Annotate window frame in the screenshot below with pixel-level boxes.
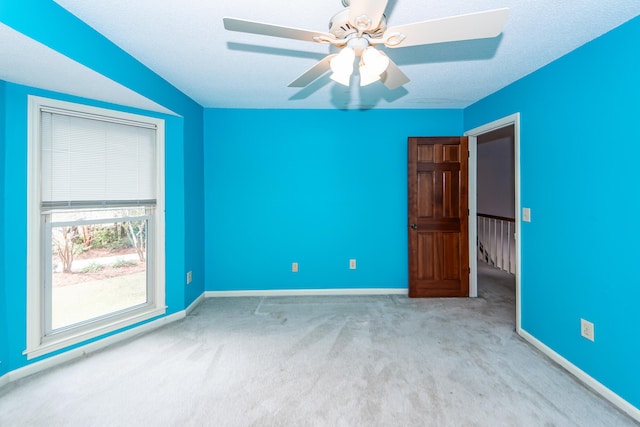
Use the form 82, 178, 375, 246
25, 96, 166, 360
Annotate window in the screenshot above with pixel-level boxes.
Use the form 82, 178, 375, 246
25, 96, 165, 359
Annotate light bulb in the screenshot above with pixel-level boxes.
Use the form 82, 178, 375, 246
330, 47, 355, 86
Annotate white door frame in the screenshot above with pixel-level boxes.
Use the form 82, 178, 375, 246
465, 113, 521, 332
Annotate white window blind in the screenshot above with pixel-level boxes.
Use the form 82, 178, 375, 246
41, 110, 156, 209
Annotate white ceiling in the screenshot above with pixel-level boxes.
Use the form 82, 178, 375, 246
7, 1, 640, 110
0, 23, 172, 115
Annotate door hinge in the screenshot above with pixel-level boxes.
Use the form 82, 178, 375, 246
468, 150, 470, 158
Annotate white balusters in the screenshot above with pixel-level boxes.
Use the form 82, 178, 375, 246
477, 214, 515, 274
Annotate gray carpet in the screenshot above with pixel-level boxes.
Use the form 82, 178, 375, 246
0, 263, 637, 426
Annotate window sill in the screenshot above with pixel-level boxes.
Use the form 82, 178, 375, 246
24, 306, 167, 360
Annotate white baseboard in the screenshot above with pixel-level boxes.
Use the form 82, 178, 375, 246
519, 329, 639, 422
185, 293, 205, 315
2, 310, 185, 387
205, 288, 408, 298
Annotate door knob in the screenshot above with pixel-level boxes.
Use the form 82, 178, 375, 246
410, 223, 418, 229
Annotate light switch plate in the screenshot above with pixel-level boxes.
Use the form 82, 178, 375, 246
522, 207, 531, 222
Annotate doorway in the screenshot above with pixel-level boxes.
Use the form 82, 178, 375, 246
466, 113, 521, 332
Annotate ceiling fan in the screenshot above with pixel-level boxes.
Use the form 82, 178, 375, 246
223, 0, 509, 90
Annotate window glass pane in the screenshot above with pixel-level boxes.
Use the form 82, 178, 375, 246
49, 208, 149, 332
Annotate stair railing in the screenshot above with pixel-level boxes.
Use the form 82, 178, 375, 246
477, 213, 516, 275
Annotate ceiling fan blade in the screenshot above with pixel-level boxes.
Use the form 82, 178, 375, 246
288, 54, 337, 87
223, 17, 335, 43
349, 0, 388, 32
384, 8, 509, 48
380, 58, 410, 90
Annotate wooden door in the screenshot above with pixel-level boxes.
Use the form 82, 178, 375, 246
408, 137, 469, 297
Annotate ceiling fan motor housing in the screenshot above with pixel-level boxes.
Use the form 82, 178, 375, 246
329, 8, 387, 40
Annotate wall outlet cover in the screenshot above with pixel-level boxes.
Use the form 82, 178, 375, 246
581, 318, 594, 342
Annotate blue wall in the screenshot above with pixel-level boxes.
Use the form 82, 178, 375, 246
0, 80, 7, 376
204, 109, 463, 291
183, 119, 205, 307
465, 16, 640, 408
0, 0, 205, 373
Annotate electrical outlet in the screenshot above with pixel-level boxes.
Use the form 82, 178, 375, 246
292, 262, 299, 273
349, 259, 357, 270
186, 271, 193, 284
581, 318, 594, 342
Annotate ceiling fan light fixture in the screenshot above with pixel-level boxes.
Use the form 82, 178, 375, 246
362, 47, 389, 72
359, 65, 381, 86
359, 46, 390, 86
330, 71, 352, 86
330, 46, 355, 86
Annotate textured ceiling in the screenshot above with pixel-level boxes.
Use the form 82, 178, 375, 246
0, 23, 171, 114
8, 1, 640, 110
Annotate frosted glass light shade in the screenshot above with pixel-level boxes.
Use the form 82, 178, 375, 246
359, 47, 390, 87
330, 71, 352, 86
359, 65, 381, 86
330, 47, 355, 86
